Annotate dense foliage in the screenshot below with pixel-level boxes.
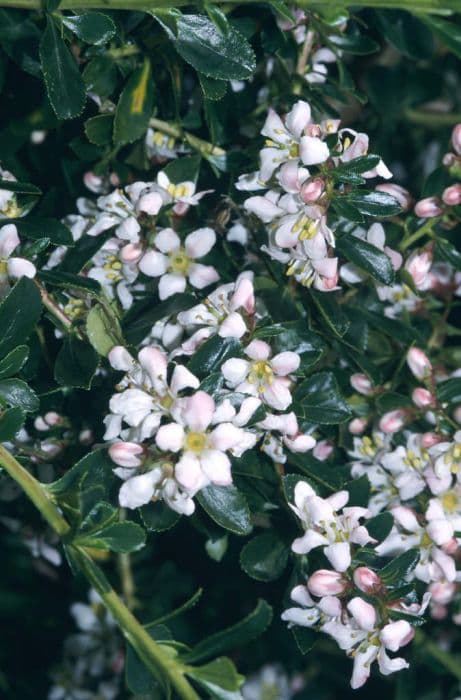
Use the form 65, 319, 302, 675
0, 1, 461, 698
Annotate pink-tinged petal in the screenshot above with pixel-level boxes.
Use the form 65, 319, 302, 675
432, 547, 456, 581
159, 273, 187, 300
285, 434, 316, 452
184, 390, 215, 432
7, 257, 36, 279
347, 596, 377, 631
271, 351, 300, 376
210, 423, 244, 451
200, 449, 232, 485
293, 480, 316, 508
278, 160, 302, 193
175, 453, 207, 493
380, 620, 414, 652
244, 195, 283, 223
188, 263, 220, 290
263, 380, 293, 411
299, 136, 330, 165
218, 311, 247, 339
341, 131, 368, 161
234, 397, 261, 427
324, 542, 351, 572
221, 358, 250, 386
138, 346, 167, 386
231, 276, 255, 313
118, 471, 160, 509
275, 219, 301, 248
155, 423, 185, 452
261, 108, 289, 144
120, 243, 143, 264
87, 213, 120, 237
350, 646, 378, 689
285, 100, 312, 139
281, 607, 320, 627
392, 506, 420, 533
326, 490, 349, 511
377, 648, 408, 677
291, 584, 315, 607
385, 246, 403, 270
0, 224, 19, 258
170, 365, 200, 395
292, 530, 329, 554
245, 339, 271, 360
116, 216, 141, 242
137, 191, 164, 215
138, 250, 168, 277
426, 519, 454, 546
154, 228, 180, 253
185, 227, 216, 259
108, 346, 134, 372
260, 147, 287, 182
109, 441, 144, 468
367, 223, 386, 250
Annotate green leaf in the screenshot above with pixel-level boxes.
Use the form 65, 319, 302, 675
114, 58, 155, 145
336, 234, 395, 285
86, 304, 123, 357
39, 16, 86, 119
84, 114, 114, 146
0, 406, 25, 441
308, 290, 350, 337
186, 657, 243, 698
292, 627, 316, 654
365, 512, 394, 543
352, 305, 424, 345
0, 180, 41, 195
0, 378, 39, 412
83, 55, 117, 98
240, 533, 288, 582
125, 625, 172, 695
269, 321, 324, 368
197, 484, 252, 536
421, 16, 461, 60
12, 217, 73, 246
338, 191, 402, 218
184, 599, 272, 664
61, 12, 116, 45
293, 371, 352, 424
435, 237, 461, 271
0, 277, 41, 359
49, 448, 115, 499
123, 293, 196, 345
174, 14, 256, 80
437, 378, 461, 404
141, 500, 181, 532
286, 456, 346, 494
199, 73, 227, 101
163, 154, 202, 184
375, 10, 433, 59
379, 548, 420, 586
332, 155, 381, 183
376, 392, 413, 413
0, 345, 28, 379
38, 270, 100, 294
328, 30, 379, 55
54, 336, 99, 389
188, 336, 242, 378
76, 520, 146, 553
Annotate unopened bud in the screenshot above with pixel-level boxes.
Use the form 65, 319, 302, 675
412, 387, 435, 408
429, 581, 456, 605
353, 567, 382, 593
300, 178, 325, 203
442, 184, 461, 206
376, 183, 412, 212
349, 418, 368, 435
109, 441, 144, 468
421, 432, 442, 448
83, 171, 105, 194
414, 197, 443, 218
452, 123, 461, 155
307, 569, 347, 597
350, 373, 373, 396
120, 242, 143, 263
379, 409, 407, 434
407, 347, 432, 380
44, 411, 62, 427
312, 440, 333, 461
405, 250, 432, 289
443, 152, 457, 167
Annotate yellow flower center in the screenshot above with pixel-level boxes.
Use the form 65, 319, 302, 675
185, 431, 208, 453
292, 215, 318, 241
420, 531, 432, 548
289, 143, 299, 158
248, 360, 273, 392
167, 183, 189, 198
442, 491, 459, 513
0, 260, 8, 275
2, 198, 21, 218
169, 248, 190, 274
102, 254, 123, 281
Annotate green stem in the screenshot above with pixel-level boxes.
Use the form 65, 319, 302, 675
0, 0, 456, 14
405, 108, 461, 127
399, 217, 438, 251
416, 630, 461, 681
149, 117, 225, 158
0, 443, 200, 700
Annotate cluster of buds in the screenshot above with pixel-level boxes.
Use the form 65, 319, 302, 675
414, 124, 461, 218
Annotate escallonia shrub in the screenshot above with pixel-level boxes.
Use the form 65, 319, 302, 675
0, 1, 461, 699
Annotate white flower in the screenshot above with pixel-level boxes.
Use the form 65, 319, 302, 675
336, 130, 392, 179
259, 411, 316, 463
0, 166, 22, 218
281, 582, 341, 628
139, 227, 219, 300
155, 390, 252, 495
379, 433, 429, 501
305, 47, 337, 85
221, 339, 300, 411
87, 237, 139, 310
290, 481, 375, 571
155, 171, 212, 216
0, 224, 36, 294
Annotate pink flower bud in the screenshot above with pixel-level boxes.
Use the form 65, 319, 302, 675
350, 373, 373, 396
452, 123, 461, 155
454, 405, 461, 425
312, 440, 333, 461
300, 178, 325, 203
443, 152, 457, 167
349, 418, 368, 435
442, 184, 461, 206
376, 183, 412, 212
109, 172, 121, 187
109, 442, 144, 468
83, 171, 105, 193
79, 428, 93, 445
307, 570, 347, 597
305, 123, 321, 138
34, 416, 49, 431
414, 197, 443, 218
404, 250, 432, 289
421, 431, 442, 448
407, 347, 432, 380
44, 411, 62, 426
379, 409, 407, 434
120, 242, 143, 264
347, 597, 377, 631
353, 567, 382, 594
380, 620, 414, 651
429, 581, 456, 605
431, 603, 448, 620
412, 387, 435, 408
442, 537, 458, 555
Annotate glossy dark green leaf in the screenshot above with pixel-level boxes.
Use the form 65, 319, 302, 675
184, 599, 272, 664
379, 548, 420, 586
376, 392, 413, 412
82, 55, 117, 97
286, 455, 346, 494
375, 10, 434, 59
435, 238, 461, 271
240, 533, 288, 582
197, 484, 252, 535
114, 59, 155, 145
12, 217, 73, 245
328, 30, 379, 55
188, 336, 242, 378
0, 406, 25, 441
336, 234, 394, 285
39, 16, 86, 119
76, 521, 146, 553
141, 500, 181, 532
292, 627, 316, 654
293, 371, 352, 424
0, 180, 41, 195
437, 378, 461, 405
269, 321, 324, 368
186, 657, 243, 697
84, 114, 114, 146
38, 270, 100, 293
332, 155, 381, 180
199, 73, 227, 101
365, 512, 394, 543
0, 378, 39, 412
123, 293, 196, 345
49, 448, 115, 499
62, 12, 116, 45
0, 277, 41, 359
54, 337, 99, 389
308, 290, 350, 337
163, 154, 202, 184
421, 16, 461, 60
345, 475, 370, 507
174, 14, 256, 80
0, 345, 28, 379
338, 191, 402, 218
